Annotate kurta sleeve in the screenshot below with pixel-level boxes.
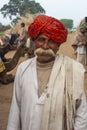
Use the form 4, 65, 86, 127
74, 92, 87, 130
7, 66, 22, 130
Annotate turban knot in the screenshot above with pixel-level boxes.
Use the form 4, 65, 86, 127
28, 15, 68, 44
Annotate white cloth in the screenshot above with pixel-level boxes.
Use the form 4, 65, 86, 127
7, 57, 46, 130
74, 92, 87, 130
7, 55, 87, 130
76, 45, 87, 65
77, 54, 86, 65
76, 45, 86, 54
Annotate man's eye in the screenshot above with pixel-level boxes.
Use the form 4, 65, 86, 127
48, 39, 56, 44
37, 38, 45, 42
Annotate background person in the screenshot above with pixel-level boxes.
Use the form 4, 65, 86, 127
72, 17, 87, 66
18, 22, 28, 45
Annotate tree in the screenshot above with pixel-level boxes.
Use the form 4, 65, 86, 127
0, 0, 45, 21
60, 19, 73, 30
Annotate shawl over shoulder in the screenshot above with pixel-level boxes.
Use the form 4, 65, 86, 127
40, 54, 85, 130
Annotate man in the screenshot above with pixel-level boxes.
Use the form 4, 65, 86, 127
72, 17, 87, 65
7, 15, 87, 130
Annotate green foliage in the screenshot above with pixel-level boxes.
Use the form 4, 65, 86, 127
0, 32, 4, 36
60, 19, 73, 29
0, 0, 45, 20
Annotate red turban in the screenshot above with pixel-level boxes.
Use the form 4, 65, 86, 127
28, 15, 68, 44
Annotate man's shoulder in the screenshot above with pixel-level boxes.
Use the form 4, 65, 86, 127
58, 54, 84, 70
62, 55, 85, 72
18, 57, 36, 72
58, 54, 74, 62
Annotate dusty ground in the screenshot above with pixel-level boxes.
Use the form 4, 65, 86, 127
0, 32, 87, 130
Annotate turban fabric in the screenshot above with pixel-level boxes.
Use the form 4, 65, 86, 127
28, 15, 68, 44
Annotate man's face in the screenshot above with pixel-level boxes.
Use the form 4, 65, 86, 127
34, 35, 60, 63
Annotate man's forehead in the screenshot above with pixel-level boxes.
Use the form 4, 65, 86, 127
37, 34, 49, 39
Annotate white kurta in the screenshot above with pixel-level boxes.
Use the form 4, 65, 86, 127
7, 55, 87, 130
7, 57, 47, 130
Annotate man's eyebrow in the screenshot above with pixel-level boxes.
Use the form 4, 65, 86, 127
38, 36, 46, 38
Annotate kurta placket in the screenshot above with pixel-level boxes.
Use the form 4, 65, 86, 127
29, 58, 47, 130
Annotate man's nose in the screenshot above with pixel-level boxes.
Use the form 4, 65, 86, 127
42, 40, 49, 49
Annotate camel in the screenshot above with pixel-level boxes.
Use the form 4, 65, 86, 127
0, 44, 11, 62
0, 43, 35, 84
0, 33, 19, 62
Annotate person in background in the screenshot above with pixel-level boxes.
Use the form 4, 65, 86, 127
72, 17, 87, 66
7, 15, 87, 130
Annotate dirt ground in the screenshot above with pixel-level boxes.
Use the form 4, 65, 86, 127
0, 32, 87, 130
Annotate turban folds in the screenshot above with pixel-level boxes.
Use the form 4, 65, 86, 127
28, 15, 68, 44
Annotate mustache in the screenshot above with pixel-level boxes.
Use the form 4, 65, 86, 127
34, 48, 55, 56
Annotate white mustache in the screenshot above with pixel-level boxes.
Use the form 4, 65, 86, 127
34, 48, 55, 56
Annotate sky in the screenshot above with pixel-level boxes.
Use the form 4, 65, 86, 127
0, 0, 87, 27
